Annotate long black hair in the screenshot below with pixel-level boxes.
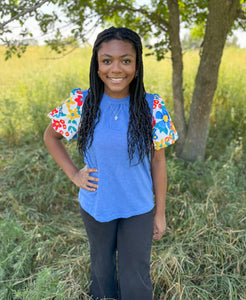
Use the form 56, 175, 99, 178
77, 27, 153, 163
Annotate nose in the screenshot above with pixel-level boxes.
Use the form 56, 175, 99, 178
111, 60, 121, 73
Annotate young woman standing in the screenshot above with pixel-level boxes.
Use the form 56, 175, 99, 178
44, 27, 178, 300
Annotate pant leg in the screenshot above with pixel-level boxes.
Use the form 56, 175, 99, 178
80, 207, 118, 300
117, 210, 154, 300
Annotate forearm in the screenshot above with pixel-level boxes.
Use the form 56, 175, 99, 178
43, 123, 79, 181
151, 149, 167, 215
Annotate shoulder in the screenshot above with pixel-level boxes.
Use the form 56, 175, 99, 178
70, 88, 88, 96
69, 88, 88, 104
151, 94, 179, 149
145, 93, 164, 111
57, 88, 88, 116
47, 88, 89, 141
145, 93, 154, 111
145, 92, 161, 98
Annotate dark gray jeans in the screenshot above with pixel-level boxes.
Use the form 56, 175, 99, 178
80, 207, 154, 300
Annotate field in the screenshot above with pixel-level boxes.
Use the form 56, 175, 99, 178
0, 45, 246, 299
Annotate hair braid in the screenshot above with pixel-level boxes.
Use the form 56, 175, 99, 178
77, 27, 153, 163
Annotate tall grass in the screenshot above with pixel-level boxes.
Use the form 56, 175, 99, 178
0, 45, 245, 299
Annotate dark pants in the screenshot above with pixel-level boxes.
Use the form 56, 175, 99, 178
80, 207, 154, 300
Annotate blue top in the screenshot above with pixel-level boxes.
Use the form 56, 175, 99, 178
48, 89, 179, 222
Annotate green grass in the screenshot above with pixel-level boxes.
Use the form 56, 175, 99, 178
0, 45, 245, 299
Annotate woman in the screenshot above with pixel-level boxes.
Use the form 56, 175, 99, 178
44, 27, 178, 300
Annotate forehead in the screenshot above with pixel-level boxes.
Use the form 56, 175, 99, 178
98, 39, 136, 57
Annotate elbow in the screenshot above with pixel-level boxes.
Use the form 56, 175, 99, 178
43, 124, 55, 147
43, 126, 49, 146
43, 124, 63, 147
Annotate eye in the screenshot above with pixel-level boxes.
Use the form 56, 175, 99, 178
122, 59, 131, 64
102, 59, 111, 64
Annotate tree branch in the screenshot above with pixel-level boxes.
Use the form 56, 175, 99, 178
108, 4, 169, 32
237, 20, 246, 30
41, 45, 80, 60
0, 0, 51, 29
237, 8, 246, 20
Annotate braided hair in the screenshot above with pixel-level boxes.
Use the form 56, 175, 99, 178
77, 27, 153, 164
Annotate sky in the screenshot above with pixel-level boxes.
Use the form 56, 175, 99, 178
3, 1, 246, 48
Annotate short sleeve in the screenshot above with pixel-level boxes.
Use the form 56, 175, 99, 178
47, 88, 85, 141
152, 94, 179, 150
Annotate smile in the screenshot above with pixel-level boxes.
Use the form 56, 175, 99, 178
108, 77, 125, 82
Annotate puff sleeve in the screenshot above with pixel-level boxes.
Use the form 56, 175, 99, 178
152, 94, 179, 150
47, 89, 84, 141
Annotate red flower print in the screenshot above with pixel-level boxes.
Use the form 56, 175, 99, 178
60, 120, 65, 124
65, 132, 69, 137
63, 124, 67, 129
152, 116, 156, 128
153, 99, 159, 109
74, 95, 83, 106
59, 130, 63, 135
50, 108, 58, 116
52, 120, 62, 131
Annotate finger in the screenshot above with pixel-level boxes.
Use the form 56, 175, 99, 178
83, 185, 97, 192
153, 232, 159, 240
87, 182, 98, 189
153, 225, 158, 234
153, 230, 163, 240
87, 168, 98, 173
88, 176, 99, 182
153, 225, 164, 240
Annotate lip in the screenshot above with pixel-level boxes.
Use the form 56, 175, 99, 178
108, 77, 126, 83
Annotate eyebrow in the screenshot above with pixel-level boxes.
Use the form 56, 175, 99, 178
100, 54, 134, 58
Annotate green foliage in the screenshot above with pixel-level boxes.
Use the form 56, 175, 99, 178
2, 40, 28, 60
190, 24, 205, 41
0, 46, 245, 299
1, 0, 245, 60
179, 0, 209, 26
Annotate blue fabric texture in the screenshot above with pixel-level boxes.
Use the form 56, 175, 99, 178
79, 93, 154, 222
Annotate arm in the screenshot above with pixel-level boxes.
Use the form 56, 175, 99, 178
43, 123, 98, 191
151, 148, 167, 240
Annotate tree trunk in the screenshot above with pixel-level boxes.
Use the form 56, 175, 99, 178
167, 0, 187, 156
180, 0, 240, 162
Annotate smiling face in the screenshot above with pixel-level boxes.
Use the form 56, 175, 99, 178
97, 39, 137, 99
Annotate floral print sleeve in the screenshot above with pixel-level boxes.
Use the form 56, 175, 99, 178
47, 88, 84, 141
152, 94, 179, 150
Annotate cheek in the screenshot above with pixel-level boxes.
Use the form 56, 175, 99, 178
128, 66, 136, 77
98, 60, 111, 71
98, 63, 106, 74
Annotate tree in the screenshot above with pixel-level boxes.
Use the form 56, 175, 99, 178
1, 0, 246, 161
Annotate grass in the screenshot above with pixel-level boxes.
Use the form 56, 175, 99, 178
0, 45, 246, 299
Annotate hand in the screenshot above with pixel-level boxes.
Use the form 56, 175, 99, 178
153, 213, 166, 240
71, 165, 98, 191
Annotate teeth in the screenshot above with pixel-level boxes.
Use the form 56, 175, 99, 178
111, 78, 123, 82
